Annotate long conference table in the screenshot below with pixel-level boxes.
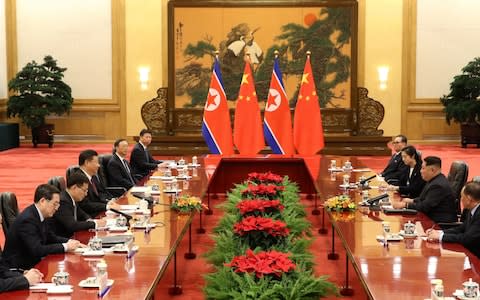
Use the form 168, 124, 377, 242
5, 159, 209, 299
318, 156, 480, 299
4, 155, 480, 299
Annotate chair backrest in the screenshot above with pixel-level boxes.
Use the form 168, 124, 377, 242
48, 176, 66, 191
98, 154, 113, 187
0, 192, 19, 233
447, 160, 469, 214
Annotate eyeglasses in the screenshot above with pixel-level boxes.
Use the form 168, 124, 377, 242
77, 186, 88, 194
48, 200, 60, 208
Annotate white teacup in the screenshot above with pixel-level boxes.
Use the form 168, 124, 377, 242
52, 270, 69, 286
463, 278, 479, 299
344, 161, 352, 170
342, 174, 350, 186
382, 221, 391, 234
88, 236, 102, 250
330, 160, 337, 169
403, 221, 415, 235
116, 215, 127, 227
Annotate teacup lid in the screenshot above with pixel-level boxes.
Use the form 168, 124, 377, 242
463, 278, 478, 286
55, 270, 69, 276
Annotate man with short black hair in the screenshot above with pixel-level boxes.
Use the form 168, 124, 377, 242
394, 156, 457, 223
130, 129, 167, 180
381, 134, 408, 183
49, 172, 106, 238
107, 139, 136, 196
427, 181, 480, 258
77, 149, 119, 217
2, 184, 83, 270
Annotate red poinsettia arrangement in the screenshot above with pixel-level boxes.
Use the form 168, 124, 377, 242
225, 249, 296, 278
247, 172, 283, 185
234, 216, 289, 237
236, 199, 284, 216
241, 183, 285, 200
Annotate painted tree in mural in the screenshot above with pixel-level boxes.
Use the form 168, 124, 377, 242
175, 7, 351, 108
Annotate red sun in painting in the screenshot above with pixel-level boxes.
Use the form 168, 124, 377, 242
304, 13, 317, 27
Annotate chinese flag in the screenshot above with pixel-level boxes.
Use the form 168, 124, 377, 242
264, 57, 294, 155
201, 57, 234, 155
233, 61, 265, 155
293, 55, 325, 155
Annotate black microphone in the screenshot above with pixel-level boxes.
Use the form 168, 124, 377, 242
366, 193, 389, 205
359, 174, 377, 185
109, 208, 133, 221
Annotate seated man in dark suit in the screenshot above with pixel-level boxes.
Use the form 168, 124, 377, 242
0, 258, 43, 292
2, 184, 83, 270
0, 214, 44, 292
107, 139, 136, 196
393, 156, 457, 223
130, 129, 167, 180
380, 134, 408, 184
427, 181, 480, 258
77, 149, 119, 217
49, 172, 106, 238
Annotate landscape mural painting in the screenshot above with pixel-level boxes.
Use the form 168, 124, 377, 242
171, 4, 355, 110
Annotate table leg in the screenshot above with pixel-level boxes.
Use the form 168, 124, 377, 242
318, 207, 328, 234
196, 210, 206, 234
340, 253, 354, 296
168, 251, 183, 295
205, 192, 213, 215
184, 224, 196, 259
327, 224, 339, 260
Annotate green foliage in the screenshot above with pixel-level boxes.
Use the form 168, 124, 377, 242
7, 55, 73, 129
440, 57, 480, 124
204, 266, 337, 300
204, 176, 337, 298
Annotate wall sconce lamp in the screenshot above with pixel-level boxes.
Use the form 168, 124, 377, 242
377, 66, 389, 90
138, 66, 150, 90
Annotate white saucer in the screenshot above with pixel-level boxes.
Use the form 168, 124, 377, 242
111, 244, 139, 253
46, 285, 73, 294
78, 277, 114, 288
108, 226, 129, 232
176, 175, 192, 180
453, 289, 474, 300
328, 168, 343, 172
81, 250, 105, 257
376, 234, 404, 241
398, 230, 418, 238
339, 184, 358, 189
187, 163, 201, 168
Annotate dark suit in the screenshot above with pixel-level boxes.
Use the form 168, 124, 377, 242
107, 154, 135, 196
2, 204, 68, 270
443, 205, 480, 258
48, 190, 95, 238
0, 259, 29, 292
381, 152, 407, 183
397, 163, 426, 198
76, 168, 111, 217
409, 173, 457, 223
130, 142, 161, 179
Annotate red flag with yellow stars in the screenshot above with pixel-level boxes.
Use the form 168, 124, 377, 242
233, 61, 265, 154
293, 54, 325, 155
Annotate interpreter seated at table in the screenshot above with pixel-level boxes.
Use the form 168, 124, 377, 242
387, 145, 426, 198
77, 149, 120, 217
107, 139, 136, 196
1, 184, 84, 270
130, 129, 168, 180
48, 172, 106, 238
380, 134, 408, 184
427, 181, 480, 258
393, 156, 457, 224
